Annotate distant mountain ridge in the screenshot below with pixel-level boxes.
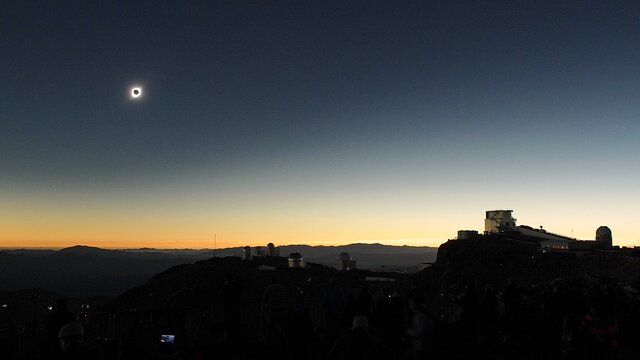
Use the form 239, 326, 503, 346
0, 243, 438, 298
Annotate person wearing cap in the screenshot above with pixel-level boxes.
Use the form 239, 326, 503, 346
58, 323, 98, 359
46, 298, 76, 355
327, 315, 391, 360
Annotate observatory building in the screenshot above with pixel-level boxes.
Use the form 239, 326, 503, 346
287, 253, 306, 268
479, 210, 615, 252
484, 210, 517, 234
483, 210, 577, 243
242, 246, 252, 261
538, 225, 613, 253
336, 252, 356, 271
266, 243, 280, 257
452, 210, 617, 254
596, 226, 613, 249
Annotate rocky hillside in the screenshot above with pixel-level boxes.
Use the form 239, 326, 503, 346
416, 235, 640, 292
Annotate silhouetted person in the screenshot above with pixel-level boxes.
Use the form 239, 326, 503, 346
478, 284, 500, 356
373, 288, 404, 354
373, 288, 393, 335
261, 279, 290, 347
323, 278, 345, 344
356, 284, 374, 318
286, 291, 313, 355
389, 288, 406, 330
58, 322, 98, 360
341, 293, 357, 333
503, 278, 521, 336
561, 313, 581, 359
406, 298, 434, 359
460, 283, 478, 340
219, 274, 242, 342
46, 298, 76, 357
383, 288, 407, 355
580, 299, 619, 360
328, 315, 391, 360
479, 284, 498, 334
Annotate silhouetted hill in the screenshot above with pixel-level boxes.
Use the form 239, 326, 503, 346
106, 255, 407, 345
0, 249, 57, 257
0, 243, 436, 298
58, 245, 123, 256
414, 235, 640, 292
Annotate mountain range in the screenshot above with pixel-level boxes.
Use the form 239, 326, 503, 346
0, 243, 437, 298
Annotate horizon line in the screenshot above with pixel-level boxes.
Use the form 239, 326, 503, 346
0, 240, 444, 251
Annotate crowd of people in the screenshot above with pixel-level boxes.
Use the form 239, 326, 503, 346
28, 273, 640, 359
247, 276, 640, 360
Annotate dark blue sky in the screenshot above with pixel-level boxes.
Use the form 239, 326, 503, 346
2, 1, 640, 247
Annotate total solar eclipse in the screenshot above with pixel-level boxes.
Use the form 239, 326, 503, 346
130, 87, 142, 98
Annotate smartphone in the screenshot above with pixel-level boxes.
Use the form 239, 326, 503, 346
160, 335, 175, 344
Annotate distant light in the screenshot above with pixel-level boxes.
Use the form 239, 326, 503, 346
2, 304, 7, 308
130, 87, 143, 99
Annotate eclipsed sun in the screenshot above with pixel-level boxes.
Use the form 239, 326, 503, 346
130, 87, 142, 99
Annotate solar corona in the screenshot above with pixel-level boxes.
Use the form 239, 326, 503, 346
130, 87, 142, 99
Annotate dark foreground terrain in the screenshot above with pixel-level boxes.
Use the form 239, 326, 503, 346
2, 238, 640, 359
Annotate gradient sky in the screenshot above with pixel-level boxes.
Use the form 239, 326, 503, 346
2, 1, 640, 248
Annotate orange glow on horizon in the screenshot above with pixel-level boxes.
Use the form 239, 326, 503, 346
0, 225, 450, 249
2, 185, 639, 250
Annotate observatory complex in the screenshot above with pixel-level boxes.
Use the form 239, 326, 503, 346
336, 252, 356, 271
241, 243, 281, 261
287, 252, 306, 268
458, 210, 614, 253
